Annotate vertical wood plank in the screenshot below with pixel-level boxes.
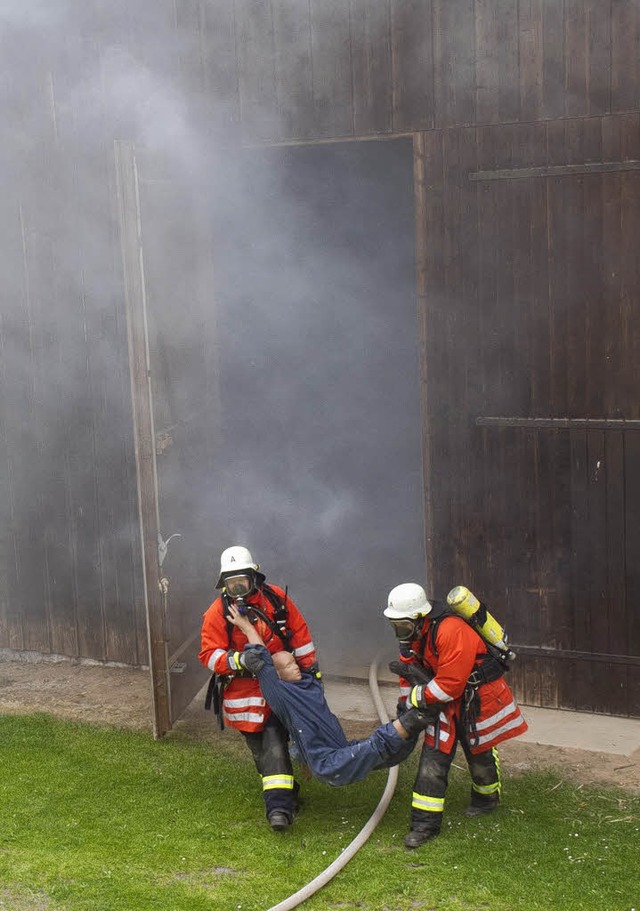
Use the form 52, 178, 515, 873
564, 0, 612, 117
415, 130, 445, 588
546, 120, 572, 417
436, 128, 478, 586
611, 0, 640, 113
234, 0, 280, 142
604, 431, 628, 712
579, 121, 605, 418
10, 199, 52, 655
199, 0, 242, 141
390, 0, 435, 132
600, 114, 625, 419
475, 0, 519, 124
624, 433, 640, 715
413, 131, 432, 585
272, 0, 315, 140
309, 0, 355, 138
518, 0, 545, 122
433, 0, 476, 128
115, 141, 171, 736
569, 429, 594, 705
349, 0, 393, 135
542, 0, 565, 119
0, 197, 27, 652
585, 430, 612, 711
618, 115, 640, 420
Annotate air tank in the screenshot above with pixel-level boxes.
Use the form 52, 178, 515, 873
446, 586, 516, 662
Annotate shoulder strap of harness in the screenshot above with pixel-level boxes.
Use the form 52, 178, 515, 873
424, 600, 450, 657
428, 601, 508, 677
220, 584, 292, 650
256, 583, 292, 649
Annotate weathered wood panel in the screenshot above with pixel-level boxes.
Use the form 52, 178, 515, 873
432, 0, 476, 127
350, 0, 393, 135
272, 0, 315, 139
611, 0, 640, 113
309, 0, 354, 138
162, 0, 640, 141
198, 0, 241, 139
422, 115, 640, 715
234, 0, 280, 142
391, 0, 435, 132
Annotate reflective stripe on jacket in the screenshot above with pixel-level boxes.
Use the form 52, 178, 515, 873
199, 584, 317, 733
398, 614, 528, 755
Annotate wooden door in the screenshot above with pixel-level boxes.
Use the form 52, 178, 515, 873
115, 142, 218, 735
418, 115, 640, 716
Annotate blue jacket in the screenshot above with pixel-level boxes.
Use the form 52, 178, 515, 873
249, 645, 417, 787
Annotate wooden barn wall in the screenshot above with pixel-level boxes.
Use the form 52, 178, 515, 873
0, 156, 148, 665
185, 0, 640, 142
1, 0, 640, 686
417, 114, 640, 716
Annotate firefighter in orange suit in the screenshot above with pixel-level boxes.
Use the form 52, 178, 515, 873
199, 546, 319, 832
384, 582, 528, 849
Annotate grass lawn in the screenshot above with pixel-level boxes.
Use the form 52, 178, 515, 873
0, 712, 638, 911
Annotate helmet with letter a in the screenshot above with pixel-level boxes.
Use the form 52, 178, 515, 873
216, 545, 262, 597
384, 582, 433, 642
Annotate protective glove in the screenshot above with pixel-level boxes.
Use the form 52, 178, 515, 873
409, 684, 442, 713
226, 647, 265, 675
397, 705, 438, 737
389, 659, 434, 686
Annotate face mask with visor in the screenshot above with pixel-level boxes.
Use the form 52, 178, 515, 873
224, 573, 255, 599
389, 617, 424, 642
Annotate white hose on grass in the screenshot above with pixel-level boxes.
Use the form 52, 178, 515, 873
266, 652, 397, 911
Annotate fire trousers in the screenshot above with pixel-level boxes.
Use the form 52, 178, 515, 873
410, 717, 501, 834
241, 715, 298, 822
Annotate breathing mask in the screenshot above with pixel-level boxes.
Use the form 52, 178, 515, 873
389, 617, 423, 643
224, 572, 255, 600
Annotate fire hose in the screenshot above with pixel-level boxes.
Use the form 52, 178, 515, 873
266, 652, 397, 911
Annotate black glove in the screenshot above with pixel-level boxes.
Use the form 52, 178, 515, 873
226, 647, 265, 676
397, 705, 439, 738
389, 660, 433, 686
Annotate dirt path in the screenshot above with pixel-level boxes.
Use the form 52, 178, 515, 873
1, 655, 639, 794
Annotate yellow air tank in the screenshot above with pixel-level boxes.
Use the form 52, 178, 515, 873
446, 586, 516, 662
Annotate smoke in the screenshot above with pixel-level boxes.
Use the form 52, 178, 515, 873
205, 142, 424, 665
0, 1, 424, 670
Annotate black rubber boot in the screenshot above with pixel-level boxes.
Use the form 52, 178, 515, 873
464, 800, 499, 818
404, 827, 439, 849
268, 811, 292, 832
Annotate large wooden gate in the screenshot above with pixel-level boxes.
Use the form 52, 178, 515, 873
418, 114, 640, 716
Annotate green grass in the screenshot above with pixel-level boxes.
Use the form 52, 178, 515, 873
1, 713, 638, 911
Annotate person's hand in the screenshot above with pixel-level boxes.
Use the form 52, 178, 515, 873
227, 601, 254, 635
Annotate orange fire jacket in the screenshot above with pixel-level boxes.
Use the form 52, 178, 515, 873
199, 584, 317, 733
398, 614, 528, 755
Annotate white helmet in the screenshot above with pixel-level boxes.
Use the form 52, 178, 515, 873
215, 545, 259, 589
384, 583, 432, 620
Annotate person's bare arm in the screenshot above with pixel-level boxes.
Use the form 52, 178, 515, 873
227, 603, 263, 645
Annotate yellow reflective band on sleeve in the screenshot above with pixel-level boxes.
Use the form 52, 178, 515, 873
411, 792, 445, 813
262, 774, 295, 792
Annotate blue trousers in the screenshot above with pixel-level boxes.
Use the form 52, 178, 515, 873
251, 645, 417, 787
